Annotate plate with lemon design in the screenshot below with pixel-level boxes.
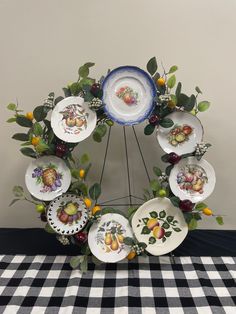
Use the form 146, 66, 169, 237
131, 198, 188, 256
88, 213, 133, 263
47, 193, 88, 235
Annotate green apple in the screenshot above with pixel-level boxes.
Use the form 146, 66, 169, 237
36, 204, 45, 213
158, 189, 167, 198
64, 203, 77, 216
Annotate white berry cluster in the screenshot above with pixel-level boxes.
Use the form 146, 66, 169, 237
89, 97, 102, 110
159, 172, 168, 183
195, 142, 209, 156
57, 235, 70, 246
43, 94, 54, 108
158, 94, 171, 103
132, 244, 144, 255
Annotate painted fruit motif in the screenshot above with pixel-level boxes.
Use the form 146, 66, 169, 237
42, 168, 57, 187
57, 201, 82, 225
32, 164, 63, 193
116, 86, 139, 105
168, 124, 193, 147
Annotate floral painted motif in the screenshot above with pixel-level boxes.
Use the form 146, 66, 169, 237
136, 210, 181, 244
56, 201, 82, 225
96, 220, 126, 253
32, 163, 63, 193
177, 164, 208, 194
168, 124, 193, 147
116, 86, 139, 105
60, 104, 89, 135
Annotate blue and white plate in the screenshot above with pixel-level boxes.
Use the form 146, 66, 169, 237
102, 66, 156, 125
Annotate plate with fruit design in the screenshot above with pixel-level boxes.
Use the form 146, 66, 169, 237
88, 213, 133, 263
131, 198, 188, 256
157, 111, 203, 155
47, 194, 88, 235
25, 156, 71, 201
169, 157, 216, 203
51, 96, 97, 143
102, 66, 156, 125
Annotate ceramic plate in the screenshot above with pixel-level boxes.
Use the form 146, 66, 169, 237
131, 198, 188, 256
88, 213, 133, 263
169, 157, 216, 202
102, 66, 156, 125
157, 111, 204, 154
47, 194, 88, 235
51, 96, 97, 143
25, 156, 71, 201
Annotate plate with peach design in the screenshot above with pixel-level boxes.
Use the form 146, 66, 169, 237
88, 213, 133, 263
51, 96, 97, 143
102, 66, 156, 125
131, 198, 188, 256
47, 193, 88, 235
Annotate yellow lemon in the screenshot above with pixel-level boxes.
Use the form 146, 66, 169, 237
92, 205, 101, 215
203, 207, 213, 216
31, 137, 40, 146
157, 77, 165, 86
25, 112, 34, 121
84, 198, 92, 208
79, 169, 85, 179
127, 250, 136, 260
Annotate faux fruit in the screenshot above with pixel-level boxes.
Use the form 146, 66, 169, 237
92, 205, 101, 215
90, 83, 101, 97
64, 203, 78, 216
84, 198, 92, 208
203, 207, 213, 216
31, 137, 40, 146
158, 189, 167, 197
147, 218, 159, 230
111, 238, 119, 251
167, 152, 181, 164
177, 165, 207, 194
157, 77, 165, 86
149, 114, 159, 126
127, 250, 136, 260
153, 226, 165, 239
105, 232, 112, 245
66, 117, 76, 127
74, 231, 87, 243
56, 143, 68, 158
36, 203, 45, 213
42, 168, 57, 187
75, 118, 84, 127
79, 169, 85, 178
40, 212, 47, 222
25, 112, 34, 121
179, 199, 194, 212
117, 234, 124, 243
168, 124, 193, 147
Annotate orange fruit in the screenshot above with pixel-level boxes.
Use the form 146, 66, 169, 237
167, 100, 176, 109
157, 77, 165, 86
79, 169, 85, 178
127, 250, 136, 260
84, 198, 92, 208
92, 205, 101, 215
203, 207, 213, 216
25, 112, 34, 121
31, 136, 40, 146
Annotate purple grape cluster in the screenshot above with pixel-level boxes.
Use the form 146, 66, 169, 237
32, 167, 43, 178
51, 174, 62, 191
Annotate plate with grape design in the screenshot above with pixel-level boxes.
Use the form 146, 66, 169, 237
88, 213, 133, 263
157, 111, 204, 155
47, 194, 88, 235
25, 156, 71, 201
51, 96, 97, 143
102, 66, 156, 125
131, 198, 188, 256
169, 157, 216, 202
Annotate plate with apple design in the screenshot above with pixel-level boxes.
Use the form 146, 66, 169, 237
131, 198, 188, 256
157, 111, 204, 155
25, 156, 71, 201
51, 96, 97, 143
102, 66, 156, 125
47, 194, 88, 235
88, 213, 133, 263
169, 156, 216, 203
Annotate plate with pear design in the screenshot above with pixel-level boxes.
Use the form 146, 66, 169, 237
25, 156, 71, 201
157, 111, 204, 155
131, 198, 188, 256
51, 96, 97, 143
102, 66, 156, 125
47, 194, 88, 235
88, 213, 133, 263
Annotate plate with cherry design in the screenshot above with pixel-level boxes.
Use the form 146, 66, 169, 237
169, 156, 216, 203
131, 198, 188, 256
102, 66, 156, 125
47, 194, 88, 235
157, 111, 204, 155
51, 96, 97, 143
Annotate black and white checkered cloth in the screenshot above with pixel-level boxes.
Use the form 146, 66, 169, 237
0, 255, 235, 314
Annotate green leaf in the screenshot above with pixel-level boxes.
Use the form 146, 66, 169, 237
195, 202, 207, 211
175, 82, 182, 99
69, 82, 81, 96
141, 226, 151, 235
93, 132, 102, 142
20, 147, 36, 158
159, 118, 174, 128
149, 236, 156, 244
193, 213, 202, 221
96, 124, 107, 137
13, 185, 24, 197
167, 75, 176, 89
128, 206, 138, 218
12, 133, 29, 141
33, 122, 43, 136
123, 237, 135, 246
159, 210, 166, 218
150, 211, 158, 218
198, 101, 210, 112
173, 227, 182, 232
188, 218, 197, 230
177, 93, 189, 107
167, 216, 174, 223
170, 196, 180, 207
80, 153, 89, 164
69, 256, 82, 269
168, 65, 178, 74
9, 198, 21, 206
44, 223, 56, 234
150, 179, 161, 192
33, 106, 47, 122
184, 94, 196, 112
161, 154, 170, 163
195, 86, 202, 94
63, 87, 71, 97
54, 96, 64, 105
80, 255, 88, 273
144, 124, 155, 135
170, 94, 177, 105
16, 116, 33, 127
146, 57, 158, 75
142, 217, 149, 224
7, 117, 17, 123
89, 183, 101, 200
7, 103, 17, 111
78, 62, 95, 78
70, 169, 80, 179
153, 167, 162, 177
21, 141, 31, 146
35, 140, 49, 153
216, 216, 224, 225
165, 231, 172, 237
162, 222, 170, 229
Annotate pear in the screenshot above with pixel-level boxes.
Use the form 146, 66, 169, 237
105, 232, 112, 245
64, 203, 77, 216
111, 238, 119, 251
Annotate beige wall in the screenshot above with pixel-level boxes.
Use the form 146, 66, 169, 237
0, 0, 235, 229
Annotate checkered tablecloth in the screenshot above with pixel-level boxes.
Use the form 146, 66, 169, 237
0, 255, 235, 314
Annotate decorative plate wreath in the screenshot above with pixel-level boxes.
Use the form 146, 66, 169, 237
7, 57, 223, 272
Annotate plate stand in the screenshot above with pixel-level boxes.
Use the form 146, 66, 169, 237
96, 125, 175, 263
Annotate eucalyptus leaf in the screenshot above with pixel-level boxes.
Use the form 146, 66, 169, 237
177, 93, 189, 107
167, 75, 176, 89
7, 103, 17, 111
7, 117, 17, 123
12, 133, 29, 141
168, 65, 178, 74
159, 118, 174, 128
216, 216, 224, 225
175, 82, 182, 99
184, 94, 196, 112
93, 132, 102, 142
89, 183, 101, 200
170, 196, 180, 207
33, 122, 43, 136
80, 256, 88, 273
33, 106, 47, 122
153, 166, 162, 177
150, 179, 161, 192
54, 96, 64, 105
146, 57, 157, 75
165, 164, 173, 176
20, 147, 37, 158
9, 198, 21, 206
123, 237, 135, 246
80, 153, 89, 164
70, 256, 82, 269
188, 218, 197, 230
96, 124, 107, 137
13, 185, 24, 197
144, 124, 155, 135
195, 202, 207, 211
195, 86, 202, 94
16, 116, 33, 127
198, 101, 210, 112
69, 82, 81, 96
